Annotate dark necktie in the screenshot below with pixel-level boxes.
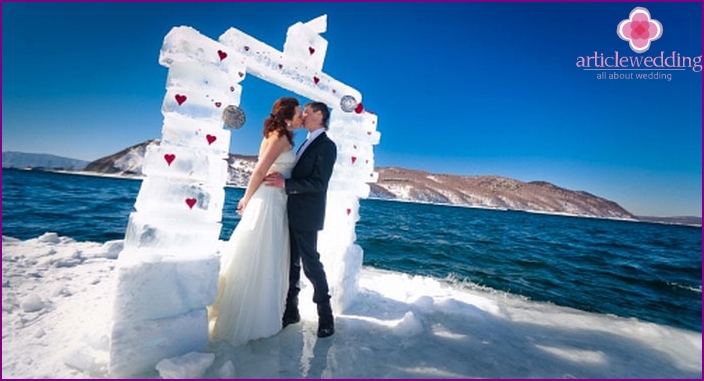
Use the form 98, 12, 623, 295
296, 139, 308, 157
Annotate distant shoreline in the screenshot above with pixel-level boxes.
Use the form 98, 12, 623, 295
365, 194, 702, 228
6, 167, 701, 228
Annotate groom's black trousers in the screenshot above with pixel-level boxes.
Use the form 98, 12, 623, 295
288, 227, 330, 304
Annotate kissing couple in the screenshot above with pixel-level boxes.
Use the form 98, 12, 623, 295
208, 97, 337, 347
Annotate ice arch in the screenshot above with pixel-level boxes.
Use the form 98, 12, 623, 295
108, 15, 380, 377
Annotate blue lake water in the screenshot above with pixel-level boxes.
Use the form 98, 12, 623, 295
1, 168, 701, 332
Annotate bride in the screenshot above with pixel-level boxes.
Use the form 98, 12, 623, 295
208, 97, 302, 346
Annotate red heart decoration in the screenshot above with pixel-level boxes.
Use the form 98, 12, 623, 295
215, 102, 222, 108
218, 50, 227, 60
164, 154, 175, 166
309, 46, 315, 55
244, 46, 250, 51
354, 103, 364, 114
175, 94, 187, 105
185, 198, 197, 209
206, 134, 217, 145
238, 72, 244, 78
351, 156, 357, 164
313, 76, 320, 84
346, 208, 351, 216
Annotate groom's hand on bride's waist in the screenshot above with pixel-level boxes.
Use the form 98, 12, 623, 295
263, 173, 284, 189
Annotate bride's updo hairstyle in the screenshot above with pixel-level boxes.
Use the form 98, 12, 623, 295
263, 97, 297, 146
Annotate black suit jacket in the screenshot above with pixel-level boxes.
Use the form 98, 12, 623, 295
285, 131, 337, 231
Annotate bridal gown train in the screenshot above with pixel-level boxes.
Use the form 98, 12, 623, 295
208, 150, 295, 346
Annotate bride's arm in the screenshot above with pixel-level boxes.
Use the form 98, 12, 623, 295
237, 135, 288, 214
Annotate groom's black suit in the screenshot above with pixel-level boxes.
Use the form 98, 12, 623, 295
284, 131, 337, 304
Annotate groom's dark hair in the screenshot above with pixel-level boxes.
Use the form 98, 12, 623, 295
306, 101, 330, 129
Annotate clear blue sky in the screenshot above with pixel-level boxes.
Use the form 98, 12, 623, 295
2, 2, 701, 217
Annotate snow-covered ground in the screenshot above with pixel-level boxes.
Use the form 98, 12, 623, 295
2, 233, 701, 378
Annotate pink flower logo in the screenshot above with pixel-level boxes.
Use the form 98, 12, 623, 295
617, 7, 663, 53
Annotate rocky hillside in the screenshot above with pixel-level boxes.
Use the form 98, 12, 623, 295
73, 140, 639, 220
229, 160, 635, 220
369, 167, 635, 220
83, 140, 155, 175
226, 154, 257, 187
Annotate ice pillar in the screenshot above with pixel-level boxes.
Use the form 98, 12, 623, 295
107, 26, 244, 377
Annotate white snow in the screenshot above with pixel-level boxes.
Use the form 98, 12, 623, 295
2, 233, 701, 378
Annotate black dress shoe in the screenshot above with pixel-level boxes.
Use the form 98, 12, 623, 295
317, 319, 334, 338
316, 300, 334, 337
282, 309, 300, 328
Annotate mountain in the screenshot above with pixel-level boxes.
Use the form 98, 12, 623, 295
72, 140, 641, 220
2, 151, 89, 170
10, 141, 698, 224
368, 167, 635, 220
83, 140, 154, 175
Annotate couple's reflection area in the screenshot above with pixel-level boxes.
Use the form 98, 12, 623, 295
205, 314, 333, 378
280, 320, 334, 378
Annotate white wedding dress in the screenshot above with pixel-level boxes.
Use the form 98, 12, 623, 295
208, 150, 295, 346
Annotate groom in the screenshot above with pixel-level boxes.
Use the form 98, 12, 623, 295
264, 101, 337, 338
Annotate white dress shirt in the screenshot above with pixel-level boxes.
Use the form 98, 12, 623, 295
295, 128, 325, 162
